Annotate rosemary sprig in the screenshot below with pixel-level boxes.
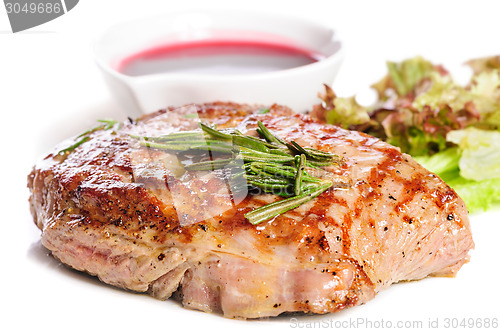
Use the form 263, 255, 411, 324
132, 121, 345, 224
244, 181, 333, 225
58, 119, 120, 155
57, 136, 90, 155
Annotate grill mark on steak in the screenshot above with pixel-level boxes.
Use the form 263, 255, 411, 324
28, 102, 474, 318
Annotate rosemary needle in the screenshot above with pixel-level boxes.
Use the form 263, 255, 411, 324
294, 154, 306, 196
58, 119, 120, 155
58, 136, 90, 155
244, 181, 333, 225
184, 158, 234, 171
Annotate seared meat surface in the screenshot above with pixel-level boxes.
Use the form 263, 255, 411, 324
28, 102, 473, 318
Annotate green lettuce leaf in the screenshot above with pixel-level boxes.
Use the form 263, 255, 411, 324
314, 85, 372, 129
413, 147, 461, 176
415, 146, 500, 212
372, 56, 439, 98
412, 72, 471, 111
447, 177, 500, 212
468, 69, 500, 127
325, 96, 371, 128
447, 127, 500, 181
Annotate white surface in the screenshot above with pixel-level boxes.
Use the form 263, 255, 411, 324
1, 1, 499, 331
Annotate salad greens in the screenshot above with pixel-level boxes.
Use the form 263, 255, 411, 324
313, 55, 500, 212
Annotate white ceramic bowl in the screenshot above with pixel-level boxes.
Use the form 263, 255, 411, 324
93, 10, 343, 117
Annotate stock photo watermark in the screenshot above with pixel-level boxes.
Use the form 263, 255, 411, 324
289, 317, 499, 329
3, 0, 79, 32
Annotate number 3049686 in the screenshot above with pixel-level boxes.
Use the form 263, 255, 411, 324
5, 2, 62, 14
444, 318, 498, 329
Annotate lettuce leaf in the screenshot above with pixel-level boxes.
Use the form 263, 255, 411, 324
413, 147, 461, 176
382, 110, 451, 156
414, 146, 500, 212
313, 85, 372, 129
325, 95, 371, 128
447, 127, 500, 181
372, 56, 441, 98
447, 177, 500, 212
468, 69, 500, 127
412, 72, 471, 111
466, 55, 500, 74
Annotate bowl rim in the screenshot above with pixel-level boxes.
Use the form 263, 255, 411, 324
93, 9, 344, 84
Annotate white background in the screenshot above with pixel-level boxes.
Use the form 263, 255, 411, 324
1, 1, 499, 331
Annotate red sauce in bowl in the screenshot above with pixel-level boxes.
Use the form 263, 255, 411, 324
118, 39, 325, 76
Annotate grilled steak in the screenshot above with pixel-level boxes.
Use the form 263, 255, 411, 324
28, 102, 474, 318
